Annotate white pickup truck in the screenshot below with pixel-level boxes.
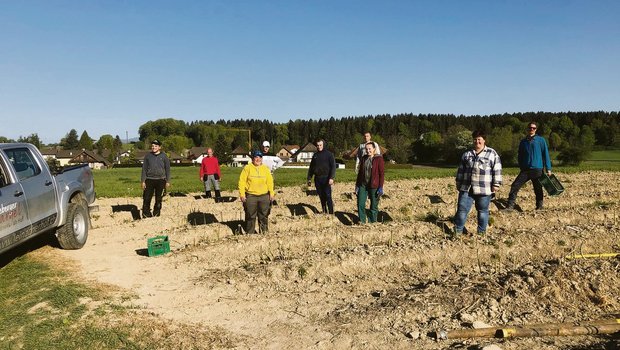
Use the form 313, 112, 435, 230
0, 143, 96, 254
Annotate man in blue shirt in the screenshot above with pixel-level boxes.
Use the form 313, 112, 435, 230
505, 122, 552, 211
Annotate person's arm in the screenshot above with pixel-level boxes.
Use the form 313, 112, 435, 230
141, 155, 148, 183
491, 151, 502, 191
541, 138, 552, 174
238, 166, 249, 201
455, 153, 466, 189
307, 157, 315, 184
328, 153, 336, 183
377, 157, 385, 189
215, 157, 222, 180
164, 155, 171, 186
199, 159, 206, 180
266, 168, 275, 200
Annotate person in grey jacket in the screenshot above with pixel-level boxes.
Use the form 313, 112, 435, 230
141, 140, 171, 217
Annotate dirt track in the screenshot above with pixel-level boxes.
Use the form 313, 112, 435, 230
58, 171, 620, 349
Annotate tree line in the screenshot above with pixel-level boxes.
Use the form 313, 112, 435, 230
2, 111, 618, 165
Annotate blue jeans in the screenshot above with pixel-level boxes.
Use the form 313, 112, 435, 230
314, 176, 334, 214
454, 190, 491, 234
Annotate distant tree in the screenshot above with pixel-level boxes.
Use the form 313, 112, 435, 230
61, 129, 80, 149
411, 131, 443, 163
139, 118, 187, 141
113, 135, 123, 152
213, 134, 232, 165
487, 126, 519, 166
0, 136, 15, 143
17, 133, 41, 149
96, 134, 115, 151
547, 132, 563, 151
78, 131, 94, 150
557, 147, 588, 166
442, 125, 471, 164
163, 135, 192, 154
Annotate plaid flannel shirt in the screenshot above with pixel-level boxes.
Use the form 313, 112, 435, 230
455, 146, 502, 196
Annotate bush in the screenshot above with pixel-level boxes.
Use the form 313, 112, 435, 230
557, 147, 589, 166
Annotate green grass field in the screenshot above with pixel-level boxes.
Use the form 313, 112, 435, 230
93, 153, 620, 198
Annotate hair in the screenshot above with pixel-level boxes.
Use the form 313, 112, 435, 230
528, 121, 538, 128
315, 138, 325, 146
364, 131, 371, 136
471, 130, 486, 139
365, 141, 376, 149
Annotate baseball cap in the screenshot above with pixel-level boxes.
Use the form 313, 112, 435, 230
151, 140, 162, 146
251, 150, 263, 158
262, 141, 270, 147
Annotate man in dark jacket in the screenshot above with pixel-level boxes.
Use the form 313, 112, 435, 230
505, 122, 552, 210
307, 139, 336, 214
141, 140, 171, 217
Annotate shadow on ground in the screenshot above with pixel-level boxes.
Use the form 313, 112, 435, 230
287, 203, 319, 216
111, 204, 141, 220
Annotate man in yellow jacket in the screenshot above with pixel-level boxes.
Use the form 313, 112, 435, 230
238, 151, 275, 234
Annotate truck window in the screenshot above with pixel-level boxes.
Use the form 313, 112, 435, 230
0, 164, 7, 187
4, 148, 41, 181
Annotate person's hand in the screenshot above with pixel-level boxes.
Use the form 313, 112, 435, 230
377, 187, 384, 197
328, 178, 334, 186
547, 170, 552, 176
141, 182, 146, 190
166, 182, 171, 188
492, 185, 500, 193
307, 180, 312, 187
240, 196, 246, 203
269, 195, 275, 202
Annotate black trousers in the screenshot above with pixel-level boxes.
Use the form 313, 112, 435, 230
507, 169, 544, 207
244, 193, 270, 234
143, 178, 167, 216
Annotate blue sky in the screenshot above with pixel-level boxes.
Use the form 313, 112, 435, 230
1, 0, 619, 143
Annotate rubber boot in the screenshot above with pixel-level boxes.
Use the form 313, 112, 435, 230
205, 190, 212, 198
215, 190, 221, 203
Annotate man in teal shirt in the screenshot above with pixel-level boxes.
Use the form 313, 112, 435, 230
505, 122, 552, 210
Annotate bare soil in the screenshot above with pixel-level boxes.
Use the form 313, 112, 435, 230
56, 171, 620, 349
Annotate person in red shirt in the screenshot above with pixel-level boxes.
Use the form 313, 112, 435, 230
199, 148, 222, 202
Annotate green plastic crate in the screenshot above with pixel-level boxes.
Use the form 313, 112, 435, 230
537, 173, 564, 196
147, 235, 170, 257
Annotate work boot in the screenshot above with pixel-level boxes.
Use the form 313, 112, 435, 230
142, 210, 153, 219
502, 202, 515, 212
205, 190, 212, 198
536, 201, 544, 210
215, 190, 221, 202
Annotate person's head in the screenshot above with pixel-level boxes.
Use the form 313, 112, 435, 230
527, 122, 538, 136
262, 141, 270, 153
315, 139, 325, 151
471, 130, 486, 151
363, 132, 372, 142
150, 140, 162, 153
206, 148, 213, 157
251, 150, 263, 166
365, 141, 376, 156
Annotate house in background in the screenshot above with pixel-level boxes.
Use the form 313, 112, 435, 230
187, 147, 208, 164
276, 145, 300, 162
49, 149, 112, 169
343, 144, 389, 160
292, 142, 317, 163
230, 146, 251, 167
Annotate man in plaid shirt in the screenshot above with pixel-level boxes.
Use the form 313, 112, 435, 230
454, 130, 502, 236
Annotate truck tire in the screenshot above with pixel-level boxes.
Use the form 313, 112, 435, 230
57, 201, 89, 249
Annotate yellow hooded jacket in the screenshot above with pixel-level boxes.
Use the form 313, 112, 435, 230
238, 163, 274, 197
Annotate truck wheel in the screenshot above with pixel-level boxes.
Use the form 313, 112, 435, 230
57, 201, 89, 249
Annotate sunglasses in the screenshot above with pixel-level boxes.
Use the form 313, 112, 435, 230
528, 127, 537, 130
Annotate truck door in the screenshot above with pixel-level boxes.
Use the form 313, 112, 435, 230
0, 157, 31, 252
2, 147, 57, 235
